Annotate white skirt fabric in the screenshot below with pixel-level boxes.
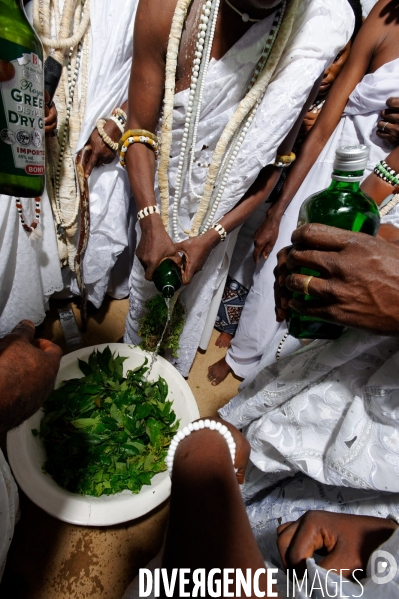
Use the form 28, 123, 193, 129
0, 191, 63, 337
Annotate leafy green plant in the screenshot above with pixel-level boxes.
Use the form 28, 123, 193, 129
139, 294, 185, 357
33, 347, 179, 497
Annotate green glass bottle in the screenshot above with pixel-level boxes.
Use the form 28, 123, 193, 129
0, 0, 45, 197
152, 259, 182, 299
289, 145, 380, 340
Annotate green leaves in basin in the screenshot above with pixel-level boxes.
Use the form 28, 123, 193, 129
34, 347, 179, 497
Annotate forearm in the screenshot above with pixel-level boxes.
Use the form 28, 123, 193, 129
217, 166, 282, 234
0, 358, 55, 432
162, 430, 277, 598
269, 127, 330, 220
125, 143, 158, 212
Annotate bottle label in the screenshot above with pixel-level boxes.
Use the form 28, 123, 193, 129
0, 40, 45, 176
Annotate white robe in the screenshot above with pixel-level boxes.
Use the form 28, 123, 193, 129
361, 0, 379, 18
0, 192, 63, 337
67, 0, 137, 307
225, 56, 399, 380
124, 0, 354, 377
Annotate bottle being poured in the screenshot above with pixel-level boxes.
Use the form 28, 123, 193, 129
146, 259, 183, 377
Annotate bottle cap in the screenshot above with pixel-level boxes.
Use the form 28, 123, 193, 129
333, 144, 370, 172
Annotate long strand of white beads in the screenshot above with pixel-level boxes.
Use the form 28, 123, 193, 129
38, 0, 90, 50
172, 0, 220, 240
158, 0, 297, 237
166, 419, 236, 475
52, 43, 82, 235
200, 3, 285, 232
158, 0, 192, 229
187, 0, 221, 203
191, 0, 297, 237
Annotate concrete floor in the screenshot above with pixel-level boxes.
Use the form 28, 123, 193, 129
0, 297, 240, 598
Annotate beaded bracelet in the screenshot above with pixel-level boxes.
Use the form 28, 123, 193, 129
118, 129, 159, 168
110, 107, 127, 132
112, 107, 127, 122
166, 419, 236, 475
374, 161, 399, 187
273, 151, 296, 168
109, 115, 125, 134
211, 222, 227, 241
137, 205, 160, 221
96, 119, 119, 151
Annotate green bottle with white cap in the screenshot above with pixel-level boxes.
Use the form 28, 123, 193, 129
289, 144, 380, 340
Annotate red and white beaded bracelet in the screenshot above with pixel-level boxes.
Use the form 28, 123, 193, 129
166, 419, 236, 475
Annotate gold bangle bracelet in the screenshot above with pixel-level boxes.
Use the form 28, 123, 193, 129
119, 129, 158, 151
274, 151, 296, 168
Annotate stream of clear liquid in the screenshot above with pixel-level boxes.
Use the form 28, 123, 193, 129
146, 297, 172, 378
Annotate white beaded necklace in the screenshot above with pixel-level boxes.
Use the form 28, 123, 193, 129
158, 0, 298, 240
33, 0, 90, 268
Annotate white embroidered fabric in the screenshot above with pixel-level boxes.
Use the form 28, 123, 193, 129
226, 55, 399, 379
124, 0, 354, 377
67, 0, 138, 308
220, 320, 399, 522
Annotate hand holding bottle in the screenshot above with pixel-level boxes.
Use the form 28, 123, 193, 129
44, 90, 57, 136
279, 223, 399, 337
0, 58, 14, 82
136, 216, 182, 281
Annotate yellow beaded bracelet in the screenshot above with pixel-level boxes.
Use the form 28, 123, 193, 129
118, 129, 159, 168
273, 151, 296, 168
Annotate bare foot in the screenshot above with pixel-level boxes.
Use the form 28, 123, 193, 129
207, 357, 232, 386
215, 331, 233, 348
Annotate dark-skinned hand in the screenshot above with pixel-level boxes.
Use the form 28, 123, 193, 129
175, 229, 220, 285
377, 97, 399, 146
0, 58, 15, 82
44, 90, 57, 136
84, 119, 121, 178
277, 511, 398, 579
253, 205, 283, 263
136, 216, 182, 281
274, 224, 399, 336
0, 320, 62, 432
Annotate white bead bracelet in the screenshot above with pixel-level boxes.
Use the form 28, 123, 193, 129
166, 419, 236, 475
137, 205, 160, 220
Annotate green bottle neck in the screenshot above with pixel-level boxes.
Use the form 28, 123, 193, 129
328, 169, 364, 192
